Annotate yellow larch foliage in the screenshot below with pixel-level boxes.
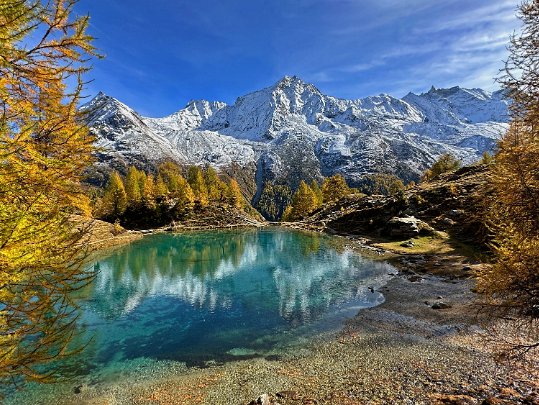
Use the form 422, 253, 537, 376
0, 0, 98, 383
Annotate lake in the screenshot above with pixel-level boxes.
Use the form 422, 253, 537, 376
5, 228, 396, 402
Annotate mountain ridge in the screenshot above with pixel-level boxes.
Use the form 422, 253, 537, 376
83, 76, 509, 201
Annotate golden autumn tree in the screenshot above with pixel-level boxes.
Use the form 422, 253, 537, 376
124, 166, 142, 208
227, 178, 244, 209
101, 171, 127, 219
282, 181, 318, 221
187, 166, 209, 207
321, 174, 350, 203
0, 0, 97, 383
476, 0, 539, 350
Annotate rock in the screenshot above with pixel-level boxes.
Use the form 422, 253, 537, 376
401, 240, 415, 248
387, 216, 435, 238
482, 397, 504, 405
408, 275, 422, 282
258, 394, 271, 405
432, 302, 452, 309
387, 216, 421, 238
440, 217, 457, 226
449, 209, 465, 217
276, 391, 301, 400
462, 265, 472, 272
432, 394, 477, 404
73, 385, 82, 394
302, 398, 318, 405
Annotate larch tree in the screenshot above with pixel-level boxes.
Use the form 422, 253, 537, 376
283, 181, 318, 221
187, 166, 209, 207
101, 171, 127, 220
0, 0, 97, 383
204, 166, 226, 202
155, 174, 169, 198
310, 180, 323, 207
125, 166, 142, 208
476, 0, 539, 353
421, 154, 461, 182
321, 174, 350, 203
171, 176, 195, 216
227, 179, 244, 209
142, 174, 156, 208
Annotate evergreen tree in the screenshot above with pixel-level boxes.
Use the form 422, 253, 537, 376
322, 174, 350, 203
187, 166, 209, 207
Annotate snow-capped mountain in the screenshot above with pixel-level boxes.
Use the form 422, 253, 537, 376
83, 76, 509, 198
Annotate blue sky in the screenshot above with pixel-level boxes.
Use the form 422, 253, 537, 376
77, 0, 521, 117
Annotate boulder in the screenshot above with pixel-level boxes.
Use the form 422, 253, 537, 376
387, 216, 434, 238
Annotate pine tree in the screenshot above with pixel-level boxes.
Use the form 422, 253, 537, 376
187, 166, 209, 207
0, 0, 97, 382
227, 179, 244, 209
322, 174, 350, 203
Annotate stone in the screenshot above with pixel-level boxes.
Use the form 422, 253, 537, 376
387, 216, 420, 238
482, 397, 504, 405
401, 240, 415, 248
432, 302, 452, 310
276, 391, 301, 400
257, 394, 271, 405
408, 275, 422, 282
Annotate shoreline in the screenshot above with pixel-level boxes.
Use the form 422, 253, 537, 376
26, 221, 537, 404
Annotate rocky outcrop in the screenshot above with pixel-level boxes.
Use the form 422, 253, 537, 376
303, 165, 489, 244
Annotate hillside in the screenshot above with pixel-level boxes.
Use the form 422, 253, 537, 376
82, 77, 508, 204
300, 164, 490, 248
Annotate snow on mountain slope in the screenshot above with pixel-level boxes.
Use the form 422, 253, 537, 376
84, 76, 510, 194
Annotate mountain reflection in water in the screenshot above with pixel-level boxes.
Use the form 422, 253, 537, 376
68, 228, 395, 367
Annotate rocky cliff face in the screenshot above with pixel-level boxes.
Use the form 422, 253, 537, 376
82, 76, 509, 201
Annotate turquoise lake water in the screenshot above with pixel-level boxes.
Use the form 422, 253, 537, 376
5, 228, 396, 402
